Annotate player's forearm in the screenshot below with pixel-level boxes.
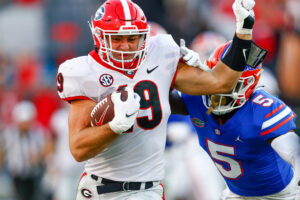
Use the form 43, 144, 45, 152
174, 62, 241, 95
70, 124, 119, 162
208, 61, 243, 94
206, 34, 252, 94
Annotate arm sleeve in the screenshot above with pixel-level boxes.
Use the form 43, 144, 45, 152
271, 131, 300, 183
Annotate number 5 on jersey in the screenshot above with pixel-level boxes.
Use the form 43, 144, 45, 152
207, 139, 244, 180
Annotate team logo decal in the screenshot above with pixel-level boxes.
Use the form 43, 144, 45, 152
94, 6, 105, 20
125, 70, 134, 75
191, 118, 205, 128
81, 188, 92, 198
99, 74, 113, 87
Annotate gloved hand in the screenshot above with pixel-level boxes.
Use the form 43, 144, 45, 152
180, 39, 210, 71
108, 87, 140, 134
233, 0, 255, 35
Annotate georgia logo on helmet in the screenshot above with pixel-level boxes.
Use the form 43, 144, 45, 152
203, 42, 263, 115
89, 0, 150, 72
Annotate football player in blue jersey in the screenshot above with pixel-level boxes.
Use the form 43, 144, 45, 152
170, 42, 300, 199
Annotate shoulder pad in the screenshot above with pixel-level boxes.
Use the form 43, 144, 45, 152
57, 56, 91, 101
251, 90, 296, 139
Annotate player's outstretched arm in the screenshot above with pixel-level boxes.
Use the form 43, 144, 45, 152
174, 0, 256, 95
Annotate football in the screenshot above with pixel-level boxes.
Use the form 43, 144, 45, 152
90, 90, 128, 127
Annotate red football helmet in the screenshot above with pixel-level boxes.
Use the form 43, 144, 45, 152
203, 42, 263, 115
89, 0, 150, 71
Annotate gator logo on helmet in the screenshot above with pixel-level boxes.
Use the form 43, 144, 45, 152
94, 6, 105, 21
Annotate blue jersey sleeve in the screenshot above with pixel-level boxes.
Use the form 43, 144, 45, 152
251, 90, 296, 141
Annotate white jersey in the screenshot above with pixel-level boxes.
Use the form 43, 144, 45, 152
57, 34, 180, 182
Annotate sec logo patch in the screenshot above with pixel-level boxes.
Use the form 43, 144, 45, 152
99, 74, 113, 87
191, 118, 205, 128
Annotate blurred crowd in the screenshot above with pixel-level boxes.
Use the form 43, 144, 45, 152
0, 0, 299, 199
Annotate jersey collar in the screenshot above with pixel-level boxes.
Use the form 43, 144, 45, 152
89, 50, 137, 79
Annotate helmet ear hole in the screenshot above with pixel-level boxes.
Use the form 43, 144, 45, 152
95, 28, 102, 38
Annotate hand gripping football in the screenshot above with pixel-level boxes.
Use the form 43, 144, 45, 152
90, 90, 128, 127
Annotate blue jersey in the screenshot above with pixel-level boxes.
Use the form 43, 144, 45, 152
182, 89, 297, 196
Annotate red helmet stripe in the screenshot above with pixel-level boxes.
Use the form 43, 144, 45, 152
120, 0, 132, 26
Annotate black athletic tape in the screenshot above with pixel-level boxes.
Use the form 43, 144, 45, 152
221, 34, 252, 71
243, 15, 255, 29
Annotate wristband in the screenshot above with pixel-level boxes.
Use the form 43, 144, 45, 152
221, 34, 252, 71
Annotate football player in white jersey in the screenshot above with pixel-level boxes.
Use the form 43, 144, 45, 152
56, 0, 260, 199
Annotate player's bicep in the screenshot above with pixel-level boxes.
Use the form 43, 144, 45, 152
173, 61, 241, 95
173, 62, 207, 94
68, 99, 97, 138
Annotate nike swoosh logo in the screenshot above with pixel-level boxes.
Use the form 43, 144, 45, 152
125, 111, 138, 118
147, 65, 159, 74
235, 136, 243, 143
96, 106, 110, 126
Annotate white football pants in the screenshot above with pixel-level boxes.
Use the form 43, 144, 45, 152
76, 171, 164, 200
